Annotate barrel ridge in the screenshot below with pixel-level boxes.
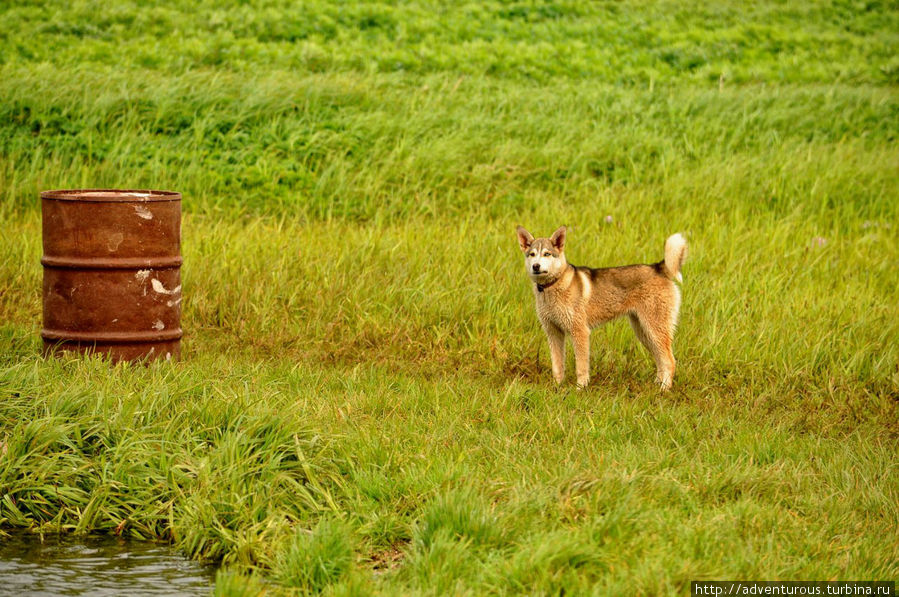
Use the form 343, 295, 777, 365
41, 256, 184, 269
41, 329, 183, 343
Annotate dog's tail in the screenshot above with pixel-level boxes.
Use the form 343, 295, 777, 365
663, 233, 687, 282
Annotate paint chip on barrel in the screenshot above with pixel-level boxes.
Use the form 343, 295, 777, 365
151, 279, 181, 295
107, 233, 124, 251
133, 205, 153, 220
152, 320, 165, 330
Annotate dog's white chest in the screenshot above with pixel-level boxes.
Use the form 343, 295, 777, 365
535, 290, 575, 329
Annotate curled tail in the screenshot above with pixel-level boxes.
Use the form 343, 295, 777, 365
663, 233, 687, 282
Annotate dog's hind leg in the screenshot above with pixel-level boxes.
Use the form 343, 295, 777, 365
543, 322, 566, 385
628, 312, 676, 390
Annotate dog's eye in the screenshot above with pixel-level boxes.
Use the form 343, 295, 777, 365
529, 252, 535, 257
544, 252, 551, 257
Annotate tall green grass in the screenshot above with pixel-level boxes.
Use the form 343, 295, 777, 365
1, 0, 898, 594
2, 68, 897, 220
3, 1, 897, 83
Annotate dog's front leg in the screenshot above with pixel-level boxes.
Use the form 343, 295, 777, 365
542, 322, 566, 384
571, 325, 591, 388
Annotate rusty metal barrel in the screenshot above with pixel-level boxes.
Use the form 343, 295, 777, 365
41, 189, 182, 362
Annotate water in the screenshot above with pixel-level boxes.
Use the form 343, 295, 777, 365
0, 532, 216, 596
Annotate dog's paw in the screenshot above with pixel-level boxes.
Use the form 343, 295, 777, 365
657, 371, 673, 391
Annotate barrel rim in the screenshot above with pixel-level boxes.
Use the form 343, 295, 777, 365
41, 189, 181, 202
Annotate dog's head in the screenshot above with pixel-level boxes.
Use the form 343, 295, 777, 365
516, 226, 568, 283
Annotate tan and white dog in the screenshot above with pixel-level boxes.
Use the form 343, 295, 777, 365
516, 226, 686, 390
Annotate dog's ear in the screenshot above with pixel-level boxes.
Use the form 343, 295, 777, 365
550, 226, 566, 251
516, 226, 534, 252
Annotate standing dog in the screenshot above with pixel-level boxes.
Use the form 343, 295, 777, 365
516, 226, 687, 390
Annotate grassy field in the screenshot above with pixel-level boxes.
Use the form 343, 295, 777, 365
1, 1, 898, 594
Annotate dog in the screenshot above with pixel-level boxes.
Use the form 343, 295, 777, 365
516, 225, 687, 390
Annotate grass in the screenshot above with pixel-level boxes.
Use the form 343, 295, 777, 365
1, 0, 898, 594
276, 519, 354, 591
